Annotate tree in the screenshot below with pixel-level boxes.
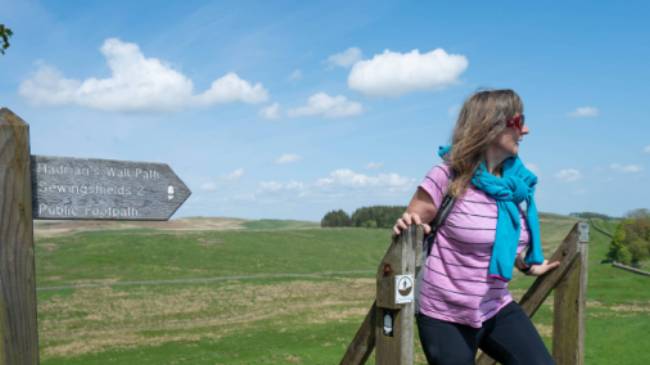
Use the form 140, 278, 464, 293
321, 209, 351, 227
350, 205, 406, 229
625, 208, 650, 219
0, 24, 12, 55
606, 213, 650, 265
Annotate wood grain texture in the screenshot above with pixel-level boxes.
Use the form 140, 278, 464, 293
31, 155, 191, 221
553, 222, 589, 365
0, 108, 40, 365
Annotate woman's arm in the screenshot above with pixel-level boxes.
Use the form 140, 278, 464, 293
392, 187, 438, 236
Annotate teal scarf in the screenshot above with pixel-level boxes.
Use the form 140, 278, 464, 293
438, 145, 544, 281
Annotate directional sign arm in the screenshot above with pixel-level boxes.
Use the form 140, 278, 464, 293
31, 155, 191, 221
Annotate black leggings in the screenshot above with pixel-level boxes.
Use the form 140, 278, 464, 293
416, 301, 555, 365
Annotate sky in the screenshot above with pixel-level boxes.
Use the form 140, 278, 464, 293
1, 1, 649, 221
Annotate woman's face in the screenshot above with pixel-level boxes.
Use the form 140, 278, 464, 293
492, 115, 530, 157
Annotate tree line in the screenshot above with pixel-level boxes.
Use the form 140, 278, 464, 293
569, 211, 618, 220
321, 206, 407, 228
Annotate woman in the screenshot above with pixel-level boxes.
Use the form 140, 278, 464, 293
393, 89, 559, 365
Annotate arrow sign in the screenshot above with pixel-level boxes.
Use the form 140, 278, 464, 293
31, 155, 191, 220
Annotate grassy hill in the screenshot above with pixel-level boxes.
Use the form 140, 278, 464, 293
33, 215, 650, 364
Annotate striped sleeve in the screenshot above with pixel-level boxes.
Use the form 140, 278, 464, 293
419, 164, 451, 208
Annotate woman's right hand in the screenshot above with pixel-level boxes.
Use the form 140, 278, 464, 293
392, 212, 431, 237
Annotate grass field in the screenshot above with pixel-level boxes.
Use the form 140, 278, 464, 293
34, 215, 650, 364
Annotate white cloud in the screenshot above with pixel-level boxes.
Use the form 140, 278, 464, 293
610, 163, 643, 173
555, 168, 582, 182
259, 103, 281, 120
195, 72, 268, 105
253, 169, 415, 203
568, 106, 599, 118
327, 47, 363, 68
348, 48, 468, 97
288, 92, 363, 118
225, 168, 244, 180
643, 145, 650, 153
315, 169, 414, 191
19, 38, 268, 112
259, 180, 305, 192
275, 153, 301, 164
366, 162, 383, 170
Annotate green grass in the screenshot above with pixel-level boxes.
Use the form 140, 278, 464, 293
242, 219, 320, 230
37, 227, 383, 288
34, 215, 650, 364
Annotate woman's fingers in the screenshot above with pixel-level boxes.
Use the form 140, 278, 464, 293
530, 260, 561, 276
412, 213, 422, 225
392, 218, 408, 236
392, 213, 427, 236
402, 212, 413, 225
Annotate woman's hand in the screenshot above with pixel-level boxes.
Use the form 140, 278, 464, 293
525, 259, 561, 276
392, 212, 431, 237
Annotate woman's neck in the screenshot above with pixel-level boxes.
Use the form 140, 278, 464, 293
485, 148, 509, 177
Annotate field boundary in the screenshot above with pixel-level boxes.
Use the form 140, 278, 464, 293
611, 261, 650, 277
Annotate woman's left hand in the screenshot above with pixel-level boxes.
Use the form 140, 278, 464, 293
526, 259, 561, 276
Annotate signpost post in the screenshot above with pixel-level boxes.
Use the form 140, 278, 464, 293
0, 107, 191, 364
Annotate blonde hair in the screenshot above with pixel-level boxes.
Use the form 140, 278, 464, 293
446, 89, 523, 197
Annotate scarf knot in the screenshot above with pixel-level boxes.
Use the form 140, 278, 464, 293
505, 176, 528, 203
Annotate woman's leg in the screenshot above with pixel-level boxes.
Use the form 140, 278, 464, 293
479, 301, 555, 365
416, 313, 479, 365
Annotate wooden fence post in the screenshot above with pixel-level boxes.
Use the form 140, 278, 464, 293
374, 225, 422, 365
0, 108, 40, 365
553, 221, 589, 365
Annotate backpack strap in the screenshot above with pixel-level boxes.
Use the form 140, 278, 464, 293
425, 193, 455, 256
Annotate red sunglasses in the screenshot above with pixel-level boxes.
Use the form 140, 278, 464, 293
506, 114, 525, 132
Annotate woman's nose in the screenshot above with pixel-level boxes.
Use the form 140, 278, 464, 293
521, 125, 530, 135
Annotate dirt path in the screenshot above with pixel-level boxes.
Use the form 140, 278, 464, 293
34, 217, 247, 238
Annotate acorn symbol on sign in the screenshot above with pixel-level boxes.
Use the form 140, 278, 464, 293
398, 277, 413, 296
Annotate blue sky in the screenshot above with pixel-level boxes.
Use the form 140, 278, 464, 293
2, 1, 649, 221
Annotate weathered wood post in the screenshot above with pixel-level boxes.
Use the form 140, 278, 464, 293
0, 108, 40, 365
374, 225, 422, 365
553, 221, 589, 365
0, 107, 192, 365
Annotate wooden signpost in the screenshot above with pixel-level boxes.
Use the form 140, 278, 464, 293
32, 155, 190, 220
0, 107, 191, 364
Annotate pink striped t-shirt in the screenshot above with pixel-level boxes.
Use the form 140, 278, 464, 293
418, 163, 530, 328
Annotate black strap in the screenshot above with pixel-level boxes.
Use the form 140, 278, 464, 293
425, 193, 455, 256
